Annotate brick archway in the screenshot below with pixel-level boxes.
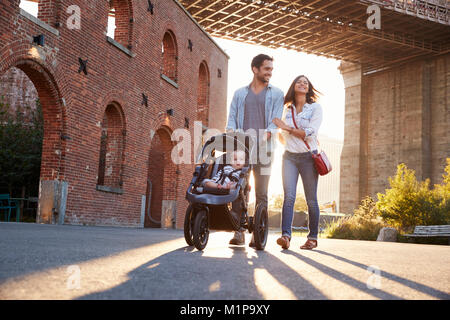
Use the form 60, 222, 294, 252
9, 59, 65, 182
0, 58, 65, 223
145, 126, 178, 228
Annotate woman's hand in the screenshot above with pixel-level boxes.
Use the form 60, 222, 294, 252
272, 118, 290, 131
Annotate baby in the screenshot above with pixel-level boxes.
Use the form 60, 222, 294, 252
203, 150, 246, 190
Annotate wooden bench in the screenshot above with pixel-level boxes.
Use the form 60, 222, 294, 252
404, 225, 450, 244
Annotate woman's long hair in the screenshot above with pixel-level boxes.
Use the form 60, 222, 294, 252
284, 75, 321, 106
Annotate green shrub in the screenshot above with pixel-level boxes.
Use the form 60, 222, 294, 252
376, 161, 450, 233
324, 197, 386, 240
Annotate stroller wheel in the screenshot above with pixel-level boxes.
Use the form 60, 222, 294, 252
183, 204, 195, 246
192, 210, 209, 251
253, 204, 268, 250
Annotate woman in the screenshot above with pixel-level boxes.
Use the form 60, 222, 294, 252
272, 75, 322, 250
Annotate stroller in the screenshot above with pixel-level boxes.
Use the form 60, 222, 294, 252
184, 132, 269, 251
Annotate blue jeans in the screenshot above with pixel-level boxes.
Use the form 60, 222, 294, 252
281, 151, 320, 240
232, 163, 271, 219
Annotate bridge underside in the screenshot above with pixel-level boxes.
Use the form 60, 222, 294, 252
180, 0, 449, 73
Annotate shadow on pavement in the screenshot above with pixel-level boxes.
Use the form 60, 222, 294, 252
78, 244, 328, 300
311, 250, 450, 300
0, 223, 183, 282
285, 250, 403, 299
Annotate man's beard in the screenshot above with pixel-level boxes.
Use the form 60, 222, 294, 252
257, 74, 270, 83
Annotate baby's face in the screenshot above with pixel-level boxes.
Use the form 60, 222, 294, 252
231, 151, 246, 169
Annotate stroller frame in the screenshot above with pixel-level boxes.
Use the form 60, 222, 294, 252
184, 132, 269, 251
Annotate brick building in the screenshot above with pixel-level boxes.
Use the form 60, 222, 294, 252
0, 0, 229, 228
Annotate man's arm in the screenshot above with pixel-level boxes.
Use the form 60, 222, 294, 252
225, 91, 239, 132
266, 89, 284, 135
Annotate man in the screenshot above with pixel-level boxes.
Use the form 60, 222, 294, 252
226, 54, 284, 246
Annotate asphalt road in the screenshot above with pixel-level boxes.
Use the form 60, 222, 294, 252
0, 222, 449, 300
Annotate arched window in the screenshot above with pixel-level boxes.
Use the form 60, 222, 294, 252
107, 0, 133, 49
97, 103, 125, 191
162, 31, 178, 82
197, 61, 210, 125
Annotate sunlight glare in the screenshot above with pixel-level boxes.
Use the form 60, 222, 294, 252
253, 268, 297, 299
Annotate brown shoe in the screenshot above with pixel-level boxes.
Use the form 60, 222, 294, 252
300, 239, 317, 250
229, 231, 245, 245
249, 234, 255, 248
276, 236, 290, 249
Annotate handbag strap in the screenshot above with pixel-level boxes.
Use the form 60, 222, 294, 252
290, 105, 311, 151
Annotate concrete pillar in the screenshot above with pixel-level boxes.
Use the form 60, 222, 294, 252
339, 62, 363, 214
421, 60, 433, 183
37, 180, 68, 224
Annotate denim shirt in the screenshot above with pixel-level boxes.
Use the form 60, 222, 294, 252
281, 102, 323, 153
225, 83, 284, 136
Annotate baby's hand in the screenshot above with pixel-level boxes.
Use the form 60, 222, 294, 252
228, 182, 237, 190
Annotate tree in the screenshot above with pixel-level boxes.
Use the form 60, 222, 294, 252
0, 96, 43, 196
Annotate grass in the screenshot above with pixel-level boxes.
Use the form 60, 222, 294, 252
322, 215, 386, 241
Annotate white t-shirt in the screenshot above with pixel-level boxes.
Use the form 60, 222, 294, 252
280, 103, 323, 153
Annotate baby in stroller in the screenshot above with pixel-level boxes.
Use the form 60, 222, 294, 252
185, 133, 268, 251
202, 150, 246, 191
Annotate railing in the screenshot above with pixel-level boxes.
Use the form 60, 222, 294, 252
361, 0, 449, 25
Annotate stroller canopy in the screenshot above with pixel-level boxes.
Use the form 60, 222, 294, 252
197, 132, 256, 165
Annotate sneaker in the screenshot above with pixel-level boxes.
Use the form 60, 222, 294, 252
276, 236, 290, 249
229, 231, 245, 245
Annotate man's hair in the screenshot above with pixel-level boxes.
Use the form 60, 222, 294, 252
251, 54, 273, 70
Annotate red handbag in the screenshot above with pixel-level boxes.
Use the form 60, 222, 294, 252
290, 106, 332, 176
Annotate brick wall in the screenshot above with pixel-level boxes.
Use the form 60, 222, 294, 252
0, 0, 229, 228
0, 67, 39, 117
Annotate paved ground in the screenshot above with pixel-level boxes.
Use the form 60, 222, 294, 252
0, 222, 449, 300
